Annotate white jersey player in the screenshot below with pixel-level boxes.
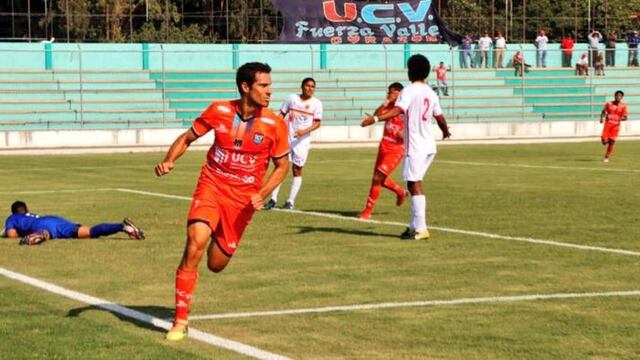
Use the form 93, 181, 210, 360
265, 77, 323, 210
362, 54, 450, 240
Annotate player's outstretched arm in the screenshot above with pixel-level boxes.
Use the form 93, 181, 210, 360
252, 155, 290, 210
155, 129, 199, 176
435, 114, 451, 140
361, 107, 402, 127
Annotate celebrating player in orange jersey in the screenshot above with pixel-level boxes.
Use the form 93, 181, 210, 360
358, 82, 409, 219
600, 90, 628, 162
155, 62, 290, 341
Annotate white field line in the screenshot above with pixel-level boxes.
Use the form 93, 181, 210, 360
438, 160, 640, 173
188, 290, 640, 321
114, 188, 640, 258
0, 267, 290, 360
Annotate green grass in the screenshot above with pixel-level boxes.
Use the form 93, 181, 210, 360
1, 140, 639, 359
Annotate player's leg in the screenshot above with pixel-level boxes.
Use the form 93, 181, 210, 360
380, 151, 408, 206
604, 139, 616, 161
167, 220, 212, 340
78, 223, 121, 238
401, 153, 435, 240
284, 164, 303, 209
359, 169, 385, 219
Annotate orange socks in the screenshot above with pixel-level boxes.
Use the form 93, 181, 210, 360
174, 268, 199, 324
605, 143, 615, 159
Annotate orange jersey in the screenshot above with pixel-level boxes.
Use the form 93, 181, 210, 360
603, 101, 628, 125
192, 100, 289, 198
378, 103, 405, 152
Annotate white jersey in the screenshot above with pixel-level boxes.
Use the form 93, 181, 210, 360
395, 82, 443, 156
280, 94, 323, 145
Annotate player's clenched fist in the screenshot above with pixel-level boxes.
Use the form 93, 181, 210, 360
155, 161, 175, 176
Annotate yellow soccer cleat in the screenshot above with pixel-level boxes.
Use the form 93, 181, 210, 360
413, 229, 430, 241
166, 322, 188, 341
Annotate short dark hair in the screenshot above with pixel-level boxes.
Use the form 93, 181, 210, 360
615, 90, 624, 97
388, 82, 404, 92
301, 77, 316, 87
407, 54, 431, 82
236, 62, 272, 94
11, 201, 27, 214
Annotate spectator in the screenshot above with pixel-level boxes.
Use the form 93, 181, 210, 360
605, 31, 617, 67
576, 53, 589, 76
594, 52, 605, 76
628, 31, 639, 66
477, 32, 493, 68
513, 51, 525, 77
434, 62, 449, 96
587, 30, 602, 66
560, 34, 575, 68
535, 30, 549, 67
460, 33, 475, 68
494, 31, 507, 68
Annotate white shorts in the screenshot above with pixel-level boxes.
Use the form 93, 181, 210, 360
402, 152, 436, 182
290, 141, 311, 167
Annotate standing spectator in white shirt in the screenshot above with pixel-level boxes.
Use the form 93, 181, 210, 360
588, 30, 602, 67
477, 32, 493, 68
494, 31, 507, 68
535, 29, 549, 68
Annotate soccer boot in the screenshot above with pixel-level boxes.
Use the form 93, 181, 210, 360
358, 209, 372, 220
166, 320, 188, 341
396, 190, 409, 206
282, 201, 294, 210
20, 230, 51, 246
123, 218, 145, 240
412, 229, 431, 241
263, 199, 277, 210
400, 227, 414, 240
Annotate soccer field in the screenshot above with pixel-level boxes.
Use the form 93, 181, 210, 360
1, 140, 639, 359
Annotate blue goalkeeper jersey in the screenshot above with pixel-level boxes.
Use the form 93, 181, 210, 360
4, 212, 80, 238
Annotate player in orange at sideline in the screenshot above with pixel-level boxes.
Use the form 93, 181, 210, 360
358, 82, 409, 220
600, 90, 628, 162
155, 62, 290, 341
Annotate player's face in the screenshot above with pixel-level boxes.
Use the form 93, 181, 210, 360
387, 88, 401, 102
615, 93, 623, 102
247, 72, 272, 108
301, 81, 316, 98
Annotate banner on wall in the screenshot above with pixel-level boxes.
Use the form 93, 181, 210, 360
271, 0, 462, 45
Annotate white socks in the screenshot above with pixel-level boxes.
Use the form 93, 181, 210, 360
270, 184, 281, 202
410, 195, 427, 232
288, 176, 303, 204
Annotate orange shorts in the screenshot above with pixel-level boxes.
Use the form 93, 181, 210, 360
375, 148, 404, 176
188, 171, 255, 257
601, 123, 620, 142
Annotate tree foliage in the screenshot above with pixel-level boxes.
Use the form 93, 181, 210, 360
1, 0, 639, 43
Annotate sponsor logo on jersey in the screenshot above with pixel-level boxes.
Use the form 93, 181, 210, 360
213, 147, 229, 164
253, 132, 265, 144
217, 105, 232, 113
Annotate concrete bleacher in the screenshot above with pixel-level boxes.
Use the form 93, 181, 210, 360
0, 70, 178, 130
154, 66, 638, 127
0, 65, 638, 131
